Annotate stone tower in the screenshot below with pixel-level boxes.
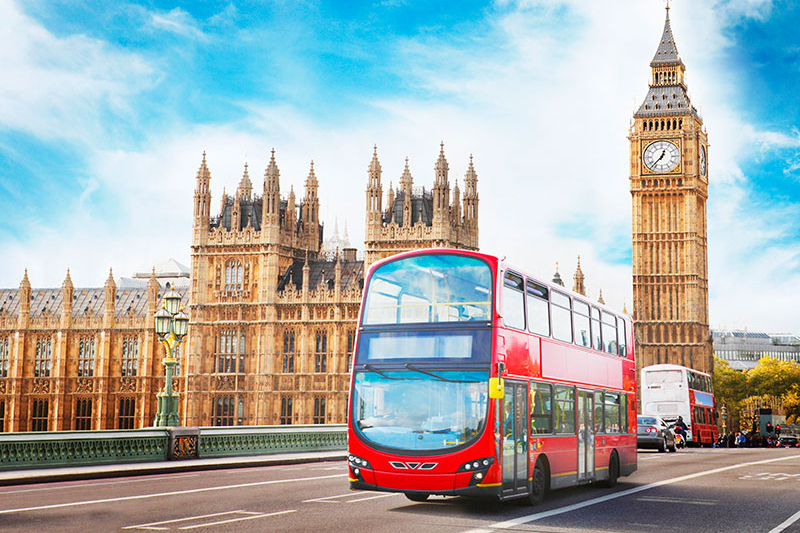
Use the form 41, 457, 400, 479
364, 143, 479, 267
629, 6, 712, 373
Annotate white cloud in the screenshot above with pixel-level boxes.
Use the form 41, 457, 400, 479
0, 0, 155, 144
150, 8, 207, 41
2, 0, 798, 335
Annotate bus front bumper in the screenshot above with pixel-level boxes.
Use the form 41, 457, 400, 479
350, 469, 501, 498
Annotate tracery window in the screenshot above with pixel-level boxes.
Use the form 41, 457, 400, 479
280, 396, 293, 425
118, 398, 136, 429
78, 337, 96, 377
121, 337, 139, 377
313, 396, 326, 424
75, 398, 92, 430
282, 330, 295, 373
0, 337, 8, 378
217, 330, 245, 373
315, 330, 327, 373
213, 395, 235, 426
225, 260, 243, 291
31, 399, 49, 431
34, 338, 52, 378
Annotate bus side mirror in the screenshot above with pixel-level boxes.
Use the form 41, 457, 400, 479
489, 377, 504, 399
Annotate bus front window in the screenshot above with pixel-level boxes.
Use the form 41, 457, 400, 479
353, 369, 488, 452
362, 254, 492, 325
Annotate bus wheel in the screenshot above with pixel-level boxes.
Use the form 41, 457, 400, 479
527, 460, 547, 505
599, 452, 619, 488
405, 492, 430, 502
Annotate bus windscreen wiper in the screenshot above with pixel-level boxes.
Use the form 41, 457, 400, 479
364, 363, 401, 380
403, 363, 481, 383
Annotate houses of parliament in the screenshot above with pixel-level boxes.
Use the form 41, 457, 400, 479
0, 6, 711, 432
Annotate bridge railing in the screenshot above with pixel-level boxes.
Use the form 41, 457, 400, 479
0, 425, 347, 470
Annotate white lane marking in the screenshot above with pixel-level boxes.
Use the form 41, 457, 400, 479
462, 453, 800, 533
124, 510, 256, 530
303, 491, 370, 502
178, 510, 295, 530
769, 508, 800, 533
637, 496, 716, 505
0, 473, 345, 515
0, 474, 201, 495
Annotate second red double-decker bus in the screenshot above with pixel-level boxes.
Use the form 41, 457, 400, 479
347, 249, 637, 504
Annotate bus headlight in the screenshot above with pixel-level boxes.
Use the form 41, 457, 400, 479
457, 457, 494, 486
348, 454, 371, 470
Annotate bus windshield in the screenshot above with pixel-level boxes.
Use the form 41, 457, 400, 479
362, 254, 493, 325
353, 369, 489, 452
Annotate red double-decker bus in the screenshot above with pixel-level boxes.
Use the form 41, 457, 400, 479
641, 364, 718, 446
347, 249, 637, 504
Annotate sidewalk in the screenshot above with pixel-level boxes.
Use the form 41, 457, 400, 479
0, 450, 347, 486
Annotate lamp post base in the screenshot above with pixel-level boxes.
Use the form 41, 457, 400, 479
154, 391, 181, 427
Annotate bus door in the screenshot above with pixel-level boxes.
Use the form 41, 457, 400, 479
502, 380, 529, 496
577, 389, 595, 483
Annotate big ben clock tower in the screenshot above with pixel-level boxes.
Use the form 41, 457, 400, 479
629, 5, 712, 375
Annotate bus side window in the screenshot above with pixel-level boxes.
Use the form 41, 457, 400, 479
619, 319, 627, 357
602, 312, 618, 355
554, 385, 576, 434
572, 300, 591, 348
604, 392, 621, 433
594, 391, 605, 434
550, 291, 573, 343
620, 393, 628, 433
502, 271, 526, 330
530, 382, 553, 434
591, 307, 602, 352
526, 279, 550, 337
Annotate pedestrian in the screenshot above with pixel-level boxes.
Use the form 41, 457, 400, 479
736, 432, 746, 448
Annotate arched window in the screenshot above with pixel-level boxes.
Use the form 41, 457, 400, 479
225, 260, 243, 291
282, 330, 295, 373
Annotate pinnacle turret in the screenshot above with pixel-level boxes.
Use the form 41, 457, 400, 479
237, 162, 253, 199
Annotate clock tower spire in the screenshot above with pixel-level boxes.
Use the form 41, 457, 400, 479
629, 5, 712, 375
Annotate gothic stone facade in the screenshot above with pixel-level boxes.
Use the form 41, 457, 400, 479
629, 8, 713, 375
0, 270, 184, 432
184, 144, 479, 426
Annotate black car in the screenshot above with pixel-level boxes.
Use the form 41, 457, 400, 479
637, 415, 676, 452
778, 435, 799, 448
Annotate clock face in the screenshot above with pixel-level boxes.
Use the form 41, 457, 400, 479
643, 140, 680, 173
699, 145, 707, 177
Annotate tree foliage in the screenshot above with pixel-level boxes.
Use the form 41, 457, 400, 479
785, 385, 800, 425
747, 357, 800, 398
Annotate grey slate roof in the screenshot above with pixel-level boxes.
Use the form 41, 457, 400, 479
0, 286, 188, 319
278, 259, 364, 293
383, 189, 434, 227
651, 11, 683, 66
635, 85, 697, 117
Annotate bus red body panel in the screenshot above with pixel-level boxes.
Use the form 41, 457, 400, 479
348, 249, 637, 501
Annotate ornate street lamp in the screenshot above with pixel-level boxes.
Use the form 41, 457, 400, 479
153, 283, 189, 427
721, 404, 728, 436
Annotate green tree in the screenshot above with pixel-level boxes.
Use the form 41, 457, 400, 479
747, 357, 800, 398
784, 385, 800, 425
713, 356, 748, 431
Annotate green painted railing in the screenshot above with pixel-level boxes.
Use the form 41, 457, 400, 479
199, 425, 347, 458
0, 429, 169, 470
0, 425, 347, 471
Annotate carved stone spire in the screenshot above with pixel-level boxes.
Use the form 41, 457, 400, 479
573, 255, 586, 296
237, 162, 253, 199
552, 263, 564, 287
61, 269, 73, 328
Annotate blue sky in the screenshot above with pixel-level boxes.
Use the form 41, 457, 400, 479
1, 0, 799, 332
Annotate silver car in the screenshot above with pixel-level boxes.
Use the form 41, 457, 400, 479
637, 415, 676, 452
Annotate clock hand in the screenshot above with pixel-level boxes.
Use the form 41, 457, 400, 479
654, 150, 666, 164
